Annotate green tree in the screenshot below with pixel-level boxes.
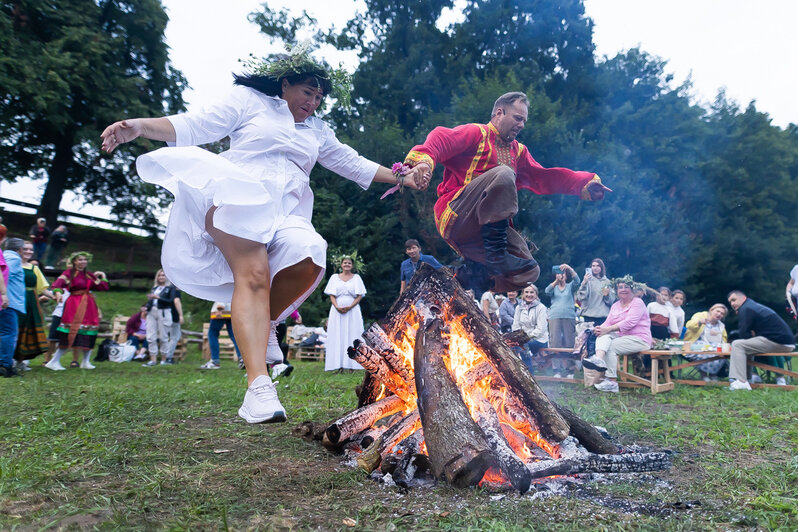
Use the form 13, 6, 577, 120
0, 0, 186, 227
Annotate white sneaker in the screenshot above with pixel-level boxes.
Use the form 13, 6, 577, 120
271, 363, 289, 380
750, 373, 763, 384
238, 375, 287, 424
553, 373, 562, 379
44, 360, 66, 371
80, 360, 96, 369
729, 380, 752, 391
582, 355, 608, 372
200, 360, 220, 370
266, 321, 283, 364
565, 373, 575, 380
776, 376, 787, 386
594, 379, 619, 393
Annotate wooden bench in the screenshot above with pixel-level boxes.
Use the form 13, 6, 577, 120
201, 322, 238, 360
668, 350, 797, 390
112, 314, 189, 361
295, 345, 325, 362
533, 347, 676, 394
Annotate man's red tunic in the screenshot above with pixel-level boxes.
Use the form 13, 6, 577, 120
405, 122, 601, 246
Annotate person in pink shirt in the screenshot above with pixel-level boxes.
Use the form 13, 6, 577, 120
582, 277, 652, 393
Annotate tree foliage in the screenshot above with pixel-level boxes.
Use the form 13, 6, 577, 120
249, 0, 798, 324
0, 0, 186, 228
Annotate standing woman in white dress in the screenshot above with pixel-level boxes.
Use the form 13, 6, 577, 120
324, 255, 366, 372
100, 43, 429, 424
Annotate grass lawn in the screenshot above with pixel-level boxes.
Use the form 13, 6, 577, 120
1, 356, 796, 531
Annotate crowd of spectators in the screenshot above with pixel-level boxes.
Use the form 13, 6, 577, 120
474, 255, 796, 393
0, 227, 794, 396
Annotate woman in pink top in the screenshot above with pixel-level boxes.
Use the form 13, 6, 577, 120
582, 277, 652, 393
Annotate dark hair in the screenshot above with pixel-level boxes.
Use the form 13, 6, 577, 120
672, 289, 685, 299
404, 239, 420, 249
590, 258, 606, 278
727, 289, 746, 299
4, 237, 25, 252
233, 72, 331, 98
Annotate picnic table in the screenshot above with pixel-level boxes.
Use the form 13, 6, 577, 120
534, 347, 796, 393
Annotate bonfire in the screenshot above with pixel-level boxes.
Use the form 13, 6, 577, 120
295, 265, 670, 493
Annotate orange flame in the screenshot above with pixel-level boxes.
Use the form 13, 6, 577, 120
375, 305, 560, 487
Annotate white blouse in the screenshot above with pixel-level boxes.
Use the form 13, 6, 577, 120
166, 86, 379, 221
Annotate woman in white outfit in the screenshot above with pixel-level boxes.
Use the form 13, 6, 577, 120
324, 256, 366, 372
101, 45, 427, 424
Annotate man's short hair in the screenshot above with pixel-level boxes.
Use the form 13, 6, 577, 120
404, 239, 420, 249
727, 289, 746, 299
492, 92, 529, 117
4, 237, 25, 252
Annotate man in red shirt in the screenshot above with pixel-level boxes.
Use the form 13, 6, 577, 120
405, 92, 609, 291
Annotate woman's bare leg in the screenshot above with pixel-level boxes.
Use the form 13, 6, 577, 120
205, 209, 270, 386
270, 258, 322, 319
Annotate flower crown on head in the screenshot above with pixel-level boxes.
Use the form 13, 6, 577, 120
65, 251, 93, 266
329, 248, 366, 273
608, 274, 647, 293
240, 40, 352, 110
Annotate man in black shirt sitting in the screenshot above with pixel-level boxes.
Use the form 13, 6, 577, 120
727, 290, 795, 390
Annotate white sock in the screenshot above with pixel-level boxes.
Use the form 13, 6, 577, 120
265, 321, 283, 364
83, 352, 92, 364
50, 348, 66, 365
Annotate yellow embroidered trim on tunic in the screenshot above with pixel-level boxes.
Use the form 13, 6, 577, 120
404, 151, 435, 174
580, 174, 602, 200
464, 125, 489, 184
516, 142, 526, 158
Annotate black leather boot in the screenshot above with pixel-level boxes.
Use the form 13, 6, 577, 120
480, 220, 538, 276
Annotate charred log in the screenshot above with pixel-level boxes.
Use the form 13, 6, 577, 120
526, 452, 672, 480
379, 428, 428, 484
502, 329, 531, 348
324, 394, 405, 449
415, 317, 494, 488
357, 409, 421, 472
292, 421, 328, 442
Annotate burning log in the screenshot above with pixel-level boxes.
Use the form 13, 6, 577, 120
466, 388, 533, 494
358, 410, 421, 472
415, 317, 494, 488
526, 452, 672, 480
363, 324, 415, 387
380, 264, 570, 443
500, 423, 553, 461
356, 372, 386, 408
448, 305, 570, 442
460, 360, 495, 388
348, 341, 414, 404
323, 394, 406, 450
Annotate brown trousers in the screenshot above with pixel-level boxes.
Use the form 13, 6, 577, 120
448, 166, 539, 291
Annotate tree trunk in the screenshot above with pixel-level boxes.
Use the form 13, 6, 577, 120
39, 132, 74, 223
